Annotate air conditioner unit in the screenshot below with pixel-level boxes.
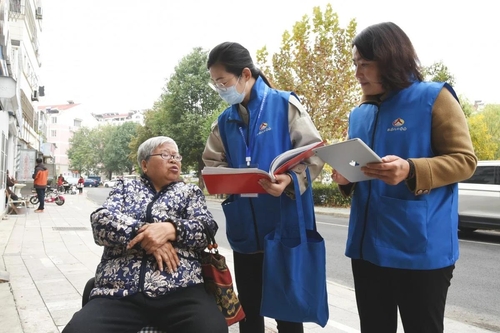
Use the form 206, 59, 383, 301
31, 90, 39, 101
36, 7, 43, 19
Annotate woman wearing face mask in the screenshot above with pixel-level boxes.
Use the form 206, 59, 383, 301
202, 42, 324, 333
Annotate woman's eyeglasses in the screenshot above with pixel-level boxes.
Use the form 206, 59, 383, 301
148, 153, 183, 162
208, 76, 240, 92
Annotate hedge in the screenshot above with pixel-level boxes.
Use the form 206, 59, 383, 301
312, 182, 352, 207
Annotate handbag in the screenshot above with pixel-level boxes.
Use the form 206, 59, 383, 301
260, 170, 329, 327
200, 221, 245, 326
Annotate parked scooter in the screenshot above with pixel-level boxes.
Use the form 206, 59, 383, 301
30, 186, 65, 206
69, 184, 77, 195
60, 182, 78, 195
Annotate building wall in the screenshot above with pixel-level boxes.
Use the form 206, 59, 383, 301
93, 110, 145, 126
1, 0, 45, 216
43, 103, 99, 176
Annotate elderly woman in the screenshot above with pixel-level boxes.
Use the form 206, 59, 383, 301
63, 136, 227, 333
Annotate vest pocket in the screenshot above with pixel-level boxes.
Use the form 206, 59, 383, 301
374, 195, 428, 253
222, 196, 257, 252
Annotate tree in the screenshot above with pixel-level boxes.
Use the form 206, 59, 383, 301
67, 127, 101, 175
102, 122, 138, 178
467, 114, 498, 160
130, 47, 225, 187
422, 61, 456, 87
458, 95, 474, 118
93, 125, 116, 177
129, 102, 168, 168
256, 4, 358, 141
423, 62, 475, 119
162, 47, 225, 181
480, 104, 500, 159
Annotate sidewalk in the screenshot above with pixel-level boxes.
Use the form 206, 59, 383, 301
0, 193, 493, 333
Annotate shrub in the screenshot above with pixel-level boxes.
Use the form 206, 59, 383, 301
312, 182, 351, 207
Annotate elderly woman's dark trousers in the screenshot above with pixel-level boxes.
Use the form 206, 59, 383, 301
62, 284, 227, 333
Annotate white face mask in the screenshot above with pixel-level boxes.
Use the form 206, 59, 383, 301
217, 77, 246, 105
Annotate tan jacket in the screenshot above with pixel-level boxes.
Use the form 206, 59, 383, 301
342, 87, 477, 196
203, 95, 325, 194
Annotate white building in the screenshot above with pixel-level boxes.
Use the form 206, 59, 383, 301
1, 0, 47, 214
92, 109, 145, 126
473, 100, 485, 112
39, 101, 98, 178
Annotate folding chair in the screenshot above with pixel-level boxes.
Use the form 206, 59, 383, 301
6, 192, 28, 215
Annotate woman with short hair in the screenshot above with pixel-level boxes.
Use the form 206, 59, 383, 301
63, 136, 227, 333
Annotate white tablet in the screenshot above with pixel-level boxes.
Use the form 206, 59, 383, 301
313, 138, 382, 182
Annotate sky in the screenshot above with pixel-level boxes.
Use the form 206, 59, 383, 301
38, 0, 500, 113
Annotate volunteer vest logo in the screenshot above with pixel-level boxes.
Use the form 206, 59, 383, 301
387, 118, 407, 132
392, 118, 405, 126
257, 122, 272, 135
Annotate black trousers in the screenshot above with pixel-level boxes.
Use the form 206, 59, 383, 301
36, 188, 45, 210
352, 259, 454, 333
233, 251, 304, 333
62, 284, 227, 333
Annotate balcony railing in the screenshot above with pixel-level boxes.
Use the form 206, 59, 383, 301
9, 0, 25, 20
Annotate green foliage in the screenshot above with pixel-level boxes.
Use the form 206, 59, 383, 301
129, 102, 168, 167
102, 122, 139, 176
422, 61, 456, 87
256, 4, 358, 142
67, 127, 101, 175
467, 113, 499, 160
312, 182, 351, 207
93, 125, 116, 178
68, 123, 138, 178
458, 94, 474, 118
68, 48, 228, 181
161, 48, 224, 174
130, 47, 225, 184
479, 104, 500, 159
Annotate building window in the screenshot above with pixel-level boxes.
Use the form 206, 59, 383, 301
52, 116, 57, 124
74, 119, 82, 127
51, 130, 56, 137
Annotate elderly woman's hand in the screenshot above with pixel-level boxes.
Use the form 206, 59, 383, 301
151, 242, 180, 273
127, 222, 177, 253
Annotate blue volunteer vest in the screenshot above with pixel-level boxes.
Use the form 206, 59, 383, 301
218, 77, 315, 253
346, 81, 459, 269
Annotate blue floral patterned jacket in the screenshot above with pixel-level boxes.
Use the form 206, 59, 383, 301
89, 176, 217, 299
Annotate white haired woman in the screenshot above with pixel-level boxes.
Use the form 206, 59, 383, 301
63, 136, 227, 333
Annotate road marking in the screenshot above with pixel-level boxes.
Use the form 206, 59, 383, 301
317, 221, 348, 228
459, 239, 500, 246
327, 320, 359, 333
